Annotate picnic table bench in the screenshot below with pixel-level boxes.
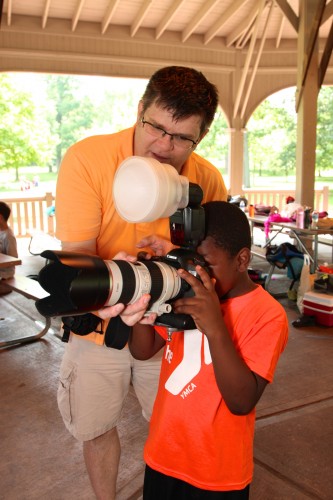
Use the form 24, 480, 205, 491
0, 275, 51, 348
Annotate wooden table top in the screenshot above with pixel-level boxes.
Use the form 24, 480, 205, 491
0, 253, 22, 268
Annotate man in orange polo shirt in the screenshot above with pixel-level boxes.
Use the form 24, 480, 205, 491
55, 66, 227, 498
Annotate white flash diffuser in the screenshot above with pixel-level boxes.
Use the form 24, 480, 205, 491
112, 156, 189, 222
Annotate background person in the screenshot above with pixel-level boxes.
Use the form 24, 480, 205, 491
129, 201, 288, 499
55, 65, 228, 499
0, 201, 18, 292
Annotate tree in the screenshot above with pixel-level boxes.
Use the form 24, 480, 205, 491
247, 91, 297, 181
316, 86, 333, 175
93, 82, 146, 134
196, 109, 228, 174
45, 75, 97, 170
0, 75, 43, 180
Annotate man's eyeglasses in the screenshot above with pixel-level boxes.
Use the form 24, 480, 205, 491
141, 117, 198, 150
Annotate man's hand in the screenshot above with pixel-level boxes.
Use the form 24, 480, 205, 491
136, 235, 176, 257
94, 294, 157, 326
91, 250, 157, 326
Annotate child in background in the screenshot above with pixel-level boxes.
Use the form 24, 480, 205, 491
129, 201, 289, 499
0, 201, 18, 284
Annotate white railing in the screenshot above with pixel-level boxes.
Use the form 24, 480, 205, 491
4, 186, 330, 238
242, 186, 329, 212
5, 192, 55, 237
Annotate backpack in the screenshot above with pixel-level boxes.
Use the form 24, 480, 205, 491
266, 242, 304, 284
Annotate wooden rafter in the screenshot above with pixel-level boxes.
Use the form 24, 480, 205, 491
42, 0, 51, 29
101, 0, 121, 35
276, 10, 285, 48
5, 0, 12, 26
72, 0, 86, 32
204, 0, 248, 45
182, 0, 220, 43
233, 0, 266, 119
240, 1, 275, 119
226, 1, 259, 47
156, 0, 186, 40
131, 0, 154, 37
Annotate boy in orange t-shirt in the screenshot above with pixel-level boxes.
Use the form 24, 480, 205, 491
129, 201, 288, 499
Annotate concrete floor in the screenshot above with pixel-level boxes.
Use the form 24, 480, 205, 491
0, 237, 333, 499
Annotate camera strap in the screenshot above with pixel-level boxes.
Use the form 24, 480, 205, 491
61, 313, 103, 343
104, 316, 132, 350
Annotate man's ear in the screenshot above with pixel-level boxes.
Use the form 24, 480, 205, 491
137, 100, 144, 121
238, 248, 252, 272
196, 129, 209, 147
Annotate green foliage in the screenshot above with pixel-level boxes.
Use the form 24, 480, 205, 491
316, 86, 333, 172
93, 83, 146, 133
0, 75, 42, 179
247, 86, 333, 181
247, 92, 297, 178
196, 109, 228, 171
45, 75, 96, 169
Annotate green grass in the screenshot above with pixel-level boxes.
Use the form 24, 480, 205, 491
0, 167, 58, 193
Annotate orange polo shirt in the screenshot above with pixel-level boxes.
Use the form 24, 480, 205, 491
55, 126, 227, 344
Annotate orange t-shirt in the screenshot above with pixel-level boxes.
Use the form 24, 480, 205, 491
144, 285, 288, 491
55, 126, 228, 344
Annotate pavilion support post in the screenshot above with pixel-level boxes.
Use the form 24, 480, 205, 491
295, 0, 323, 210
228, 126, 246, 196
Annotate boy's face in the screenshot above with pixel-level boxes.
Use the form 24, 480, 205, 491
197, 236, 239, 298
134, 101, 205, 174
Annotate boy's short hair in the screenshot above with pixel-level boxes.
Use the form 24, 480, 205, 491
203, 201, 251, 256
141, 66, 219, 136
0, 202, 11, 221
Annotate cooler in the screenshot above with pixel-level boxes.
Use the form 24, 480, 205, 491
303, 290, 333, 327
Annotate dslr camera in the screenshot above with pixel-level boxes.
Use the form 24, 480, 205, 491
35, 157, 208, 348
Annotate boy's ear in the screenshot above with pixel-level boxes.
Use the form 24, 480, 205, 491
237, 248, 251, 272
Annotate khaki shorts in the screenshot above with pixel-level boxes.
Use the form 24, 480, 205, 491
57, 334, 162, 441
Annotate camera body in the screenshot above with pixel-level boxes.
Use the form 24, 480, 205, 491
150, 183, 208, 329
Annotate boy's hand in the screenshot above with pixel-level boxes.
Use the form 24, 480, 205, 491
172, 266, 222, 335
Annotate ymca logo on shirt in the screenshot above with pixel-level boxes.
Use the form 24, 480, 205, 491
164, 330, 212, 396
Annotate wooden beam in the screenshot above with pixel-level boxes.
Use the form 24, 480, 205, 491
42, 0, 51, 29
226, 2, 259, 47
0, 0, 3, 27
296, 0, 326, 111
301, 0, 326, 87
233, 0, 266, 119
241, 1, 275, 119
322, 0, 333, 25
275, 0, 299, 32
156, 0, 186, 40
131, 0, 154, 37
276, 11, 286, 48
204, 0, 248, 45
182, 0, 220, 43
5, 0, 12, 26
101, 0, 121, 35
72, 0, 86, 32
318, 18, 333, 87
